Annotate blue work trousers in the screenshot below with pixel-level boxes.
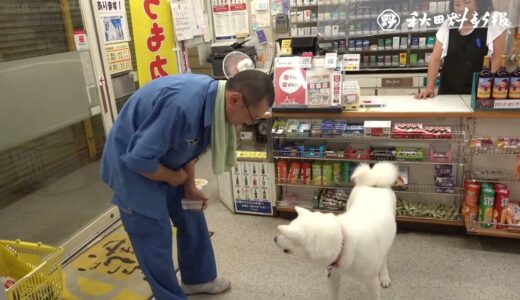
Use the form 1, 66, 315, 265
118, 188, 217, 300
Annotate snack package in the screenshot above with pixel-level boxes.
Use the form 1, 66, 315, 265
301, 162, 312, 184
394, 167, 409, 190
468, 137, 493, 152
322, 163, 334, 185
288, 161, 301, 184
391, 122, 424, 139
422, 125, 452, 139
276, 160, 288, 183
312, 162, 323, 185
496, 137, 520, 150
435, 164, 453, 177
462, 180, 481, 224
505, 201, 520, 231
493, 185, 510, 229
479, 183, 495, 228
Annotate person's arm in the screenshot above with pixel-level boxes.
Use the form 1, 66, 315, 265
123, 101, 189, 187
415, 40, 443, 99
182, 158, 209, 209
142, 164, 187, 187
490, 31, 506, 72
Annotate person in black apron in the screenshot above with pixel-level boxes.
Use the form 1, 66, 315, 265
416, 0, 506, 99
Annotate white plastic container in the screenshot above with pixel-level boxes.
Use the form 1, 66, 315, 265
181, 199, 204, 210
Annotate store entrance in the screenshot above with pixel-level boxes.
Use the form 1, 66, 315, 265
0, 0, 124, 257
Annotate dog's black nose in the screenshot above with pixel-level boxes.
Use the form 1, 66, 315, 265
283, 249, 289, 254
274, 236, 277, 243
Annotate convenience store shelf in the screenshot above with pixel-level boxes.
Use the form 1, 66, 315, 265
276, 201, 464, 225
469, 148, 520, 155
396, 216, 464, 226
276, 181, 463, 196
273, 124, 468, 141
466, 221, 520, 239
273, 154, 463, 166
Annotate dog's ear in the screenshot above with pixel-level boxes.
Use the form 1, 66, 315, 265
294, 206, 311, 216
277, 225, 303, 244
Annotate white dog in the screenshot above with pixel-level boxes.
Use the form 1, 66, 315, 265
274, 162, 398, 300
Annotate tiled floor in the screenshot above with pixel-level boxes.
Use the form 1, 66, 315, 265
4, 152, 520, 299
190, 153, 520, 300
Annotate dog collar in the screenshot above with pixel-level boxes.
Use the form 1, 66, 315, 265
328, 227, 345, 269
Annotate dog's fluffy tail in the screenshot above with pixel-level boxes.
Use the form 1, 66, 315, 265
351, 162, 398, 187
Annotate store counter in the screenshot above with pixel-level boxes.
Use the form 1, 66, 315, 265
273, 95, 473, 119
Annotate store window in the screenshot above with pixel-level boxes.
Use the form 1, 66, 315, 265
0, 0, 113, 247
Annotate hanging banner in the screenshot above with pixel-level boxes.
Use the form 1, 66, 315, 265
129, 0, 179, 85
94, 0, 131, 44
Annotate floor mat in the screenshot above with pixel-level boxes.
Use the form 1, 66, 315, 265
63, 225, 213, 300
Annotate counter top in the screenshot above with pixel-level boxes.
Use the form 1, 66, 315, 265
273, 95, 473, 119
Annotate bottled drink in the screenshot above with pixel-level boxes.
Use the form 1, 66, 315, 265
508, 56, 520, 99
477, 56, 492, 99
492, 55, 509, 99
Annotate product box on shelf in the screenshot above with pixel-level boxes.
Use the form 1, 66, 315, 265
471, 73, 520, 111
396, 147, 424, 161
394, 167, 409, 190
363, 121, 391, 136
391, 122, 424, 139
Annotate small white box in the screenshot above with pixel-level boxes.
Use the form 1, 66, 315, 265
332, 25, 339, 36
429, 1, 437, 14
298, 27, 305, 36
325, 25, 332, 36
393, 36, 400, 49
182, 199, 204, 210
297, 11, 304, 22
291, 26, 298, 36
311, 26, 318, 36
304, 27, 311, 36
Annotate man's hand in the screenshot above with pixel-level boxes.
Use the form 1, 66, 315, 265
185, 184, 209, 210
415, 88, 436, 100
168, 169, 189, 187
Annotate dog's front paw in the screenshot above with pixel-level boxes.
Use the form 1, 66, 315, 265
379, 277, 391, 288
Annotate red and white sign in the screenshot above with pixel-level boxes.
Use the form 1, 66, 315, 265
274, 57, 307, 106
73, 29, 89, 50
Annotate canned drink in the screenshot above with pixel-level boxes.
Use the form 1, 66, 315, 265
479, 183, 495, 228
312, 162, 323, 185
301, 162, 312, 184
494, 185, 510, 229
332, 162, 342, 184
341, 162, 350, 182
322, 163, 334, 186
276, 160, 288, 183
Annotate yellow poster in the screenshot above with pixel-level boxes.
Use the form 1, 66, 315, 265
129, 0, 178, 86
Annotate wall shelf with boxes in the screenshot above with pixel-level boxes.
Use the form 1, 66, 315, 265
269, 115, 468, 226
315, 0, 447, 70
